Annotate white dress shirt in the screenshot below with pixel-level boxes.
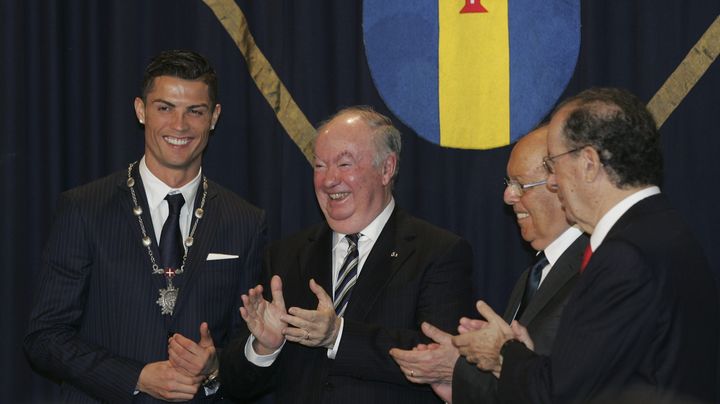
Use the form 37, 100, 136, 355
138, 156, 201, 247
539, 226, 584, 285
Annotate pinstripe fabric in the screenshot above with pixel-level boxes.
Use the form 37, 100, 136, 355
220, 208, 474, 404
24, 166, 266, 403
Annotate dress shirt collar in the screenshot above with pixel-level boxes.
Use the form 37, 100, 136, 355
542, 225, 584, 267
332, 198, 395, 250
138, 156, 201, 211
590, 186, 661, 251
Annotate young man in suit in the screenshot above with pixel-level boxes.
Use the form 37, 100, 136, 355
24, 50, 266, 402
454, 87, 719, 403
389, 126, 587, 403
219, 106, 473, 403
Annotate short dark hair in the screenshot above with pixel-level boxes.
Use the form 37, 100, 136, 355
316, 106, 402, 185
556, 87, 662, 187
141, 50, 218, 109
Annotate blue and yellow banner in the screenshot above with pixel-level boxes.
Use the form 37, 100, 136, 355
363, 0, 580, 149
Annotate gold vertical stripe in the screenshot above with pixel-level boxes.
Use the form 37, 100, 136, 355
203, 0, 316, 163
648, 14, 720, 128
438, 0, 510, 149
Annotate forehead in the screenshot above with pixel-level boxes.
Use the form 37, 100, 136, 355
147, 76, 210, 101
315, 115, 375, 157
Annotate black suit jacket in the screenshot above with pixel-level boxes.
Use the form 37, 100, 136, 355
498, 194, 720, 403
220, 207, 474, 403
24, 166, 266, 403
452, 233, 588, 404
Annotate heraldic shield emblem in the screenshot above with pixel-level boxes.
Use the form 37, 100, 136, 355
363, 0, 580, 150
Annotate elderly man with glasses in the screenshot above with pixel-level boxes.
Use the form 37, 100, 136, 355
452, 87, 719, 404
390, 125, 587, 404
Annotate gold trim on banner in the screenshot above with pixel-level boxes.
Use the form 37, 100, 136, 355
203, 0, 316, 163
648, 14, 720, 128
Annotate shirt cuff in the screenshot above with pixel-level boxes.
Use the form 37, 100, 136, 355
327, 317, 345, 359
244, 335, 285, 367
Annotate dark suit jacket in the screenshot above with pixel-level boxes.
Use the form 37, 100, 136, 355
24, 165, 266, 403
220, 207, 474, 404
498, 194, 720, 404
452, 233, 588, 404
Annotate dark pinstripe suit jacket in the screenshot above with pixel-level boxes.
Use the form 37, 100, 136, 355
24, 165, 266, 403
498, 194, 720, 404
220, 207, 474, 404
451, 233, 588, 404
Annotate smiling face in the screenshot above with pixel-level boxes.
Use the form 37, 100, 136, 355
504, 127, 569, 251
134, 75, 221, 187
313, 112, 396, 234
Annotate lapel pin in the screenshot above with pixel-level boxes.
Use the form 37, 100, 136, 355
390, 251, 399, 258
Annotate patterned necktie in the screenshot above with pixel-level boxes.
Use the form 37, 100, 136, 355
334, 233, 360, 316
580, 243, 593, 273
515, 252, 548, 320
160, 193, 185, 271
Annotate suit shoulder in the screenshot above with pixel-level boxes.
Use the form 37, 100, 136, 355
59, 169, 127, 205
269, 221, 327, 250
399, 210, 466, 245
206, 179, 264, 219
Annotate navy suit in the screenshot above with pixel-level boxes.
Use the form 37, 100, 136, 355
24, 165, 266, 403
220, 208, 474, 403
498, 194, 720, 403
452, 233, 588, 404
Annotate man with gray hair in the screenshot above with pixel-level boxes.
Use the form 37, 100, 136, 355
453, 88, 719, 403
220, 106, 473, 403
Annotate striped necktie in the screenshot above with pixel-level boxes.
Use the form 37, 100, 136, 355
334, 233, 360, 316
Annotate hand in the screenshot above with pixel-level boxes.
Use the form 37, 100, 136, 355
452, 301, 513, 378
510, 320, 534, 351
168, 322, 217, 378
136, 360, 204, 401
457, 317, 489, 334
240, 275, 288, 355
389, 322, 459, 385
431, 382, 453, 403
281, 279, 340, 348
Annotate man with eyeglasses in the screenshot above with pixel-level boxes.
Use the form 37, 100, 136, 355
389, 125, 587, 403
453, 87, 719, 403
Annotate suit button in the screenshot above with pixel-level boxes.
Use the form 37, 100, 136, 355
323, 381, 333, 390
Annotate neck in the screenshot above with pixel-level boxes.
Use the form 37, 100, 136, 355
585, 185, 646, 234
145, 160, 200, 189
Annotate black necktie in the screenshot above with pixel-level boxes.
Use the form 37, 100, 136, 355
160, 193, 185, 270
334, 233, 360, 316
515, 252, 548, 320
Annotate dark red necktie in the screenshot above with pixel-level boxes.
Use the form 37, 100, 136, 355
580, 244, 592, 273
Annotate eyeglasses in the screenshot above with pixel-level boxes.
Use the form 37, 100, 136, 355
542, 145, 588, 174
504, 177, 548, 197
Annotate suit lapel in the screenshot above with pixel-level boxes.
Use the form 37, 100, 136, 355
344, 208, 415, 320
503, 270, 528, 322
519, 234, 587, 324
118, 165, 166, 297
169, 179, 218, 319
300, 224, 334, 298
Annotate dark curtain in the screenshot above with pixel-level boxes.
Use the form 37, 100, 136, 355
2, 1, 718, 402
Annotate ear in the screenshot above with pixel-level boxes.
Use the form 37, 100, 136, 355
210, 104, 222, 130
380, 153, 397, 186
580, 146, 603, 182
134, 97, 146, 124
